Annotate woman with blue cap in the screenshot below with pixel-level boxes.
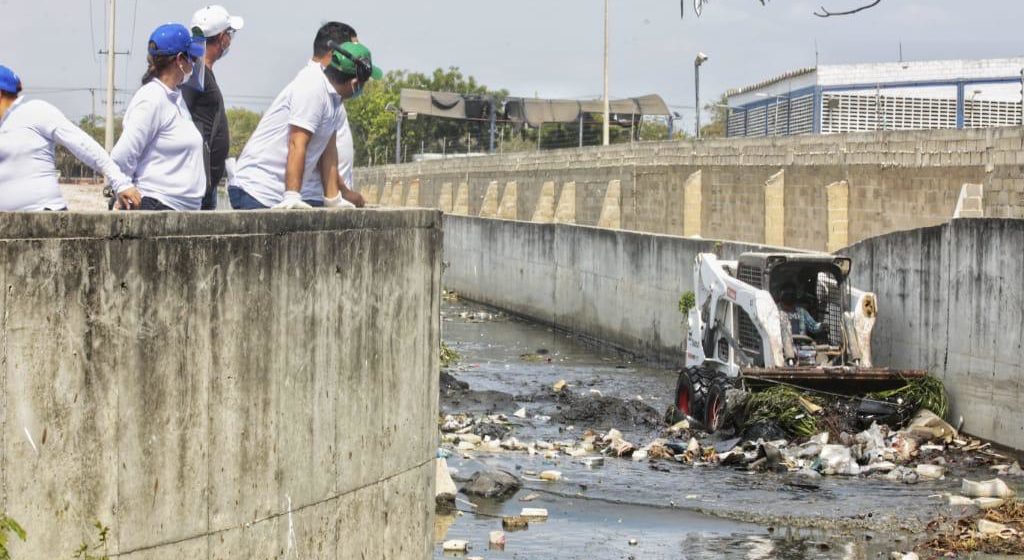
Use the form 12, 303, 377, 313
110, 23, 206, 210
0, 64, 135, 211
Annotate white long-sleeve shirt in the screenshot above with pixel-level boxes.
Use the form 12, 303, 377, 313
233, 62, 344, 206
302, 102, 356, 206
112, 79, 205, 210
0, 97, 132, 211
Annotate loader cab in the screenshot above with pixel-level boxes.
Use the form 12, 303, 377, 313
734, 253, 853, 366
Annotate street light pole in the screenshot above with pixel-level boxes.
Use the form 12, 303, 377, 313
694, 52, 708, 139
602, 0, 610, 146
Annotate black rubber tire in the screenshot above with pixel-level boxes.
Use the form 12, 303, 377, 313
704, 379, 729, 434
675, 369, 698, 419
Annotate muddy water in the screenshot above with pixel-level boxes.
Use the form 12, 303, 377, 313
437, 300, 957, 559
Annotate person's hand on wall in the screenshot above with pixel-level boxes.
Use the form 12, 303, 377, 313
116, 186, 143, 210
273, 191, 312, 210
343, 190, 365, 208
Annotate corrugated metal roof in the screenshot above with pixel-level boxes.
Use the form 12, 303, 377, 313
725, 67, 817, 97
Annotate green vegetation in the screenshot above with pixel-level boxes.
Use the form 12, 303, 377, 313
440, 342, 461, 368
871, 376, 949, 419
345, 67, 509, 165
0, 514, 26, 560
678, 291, 696, 316
73, 521, 110, 560
745, 386, 821, 438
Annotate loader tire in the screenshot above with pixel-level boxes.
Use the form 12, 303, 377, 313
676, 367, 712, 421
704, 378, 729, 434
675, 369, 698, 419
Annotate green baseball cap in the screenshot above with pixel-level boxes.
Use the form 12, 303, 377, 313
329, 42, 383, 82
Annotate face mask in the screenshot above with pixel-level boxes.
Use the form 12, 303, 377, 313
349, 81, 364, 101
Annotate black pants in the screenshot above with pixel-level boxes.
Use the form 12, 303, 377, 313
140, 197, 174, 211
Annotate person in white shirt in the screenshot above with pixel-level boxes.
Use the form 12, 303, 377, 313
229, 29, 381, 210
0, 65, 134, 211
300, 22, 366, 208
111, 23, 206, 211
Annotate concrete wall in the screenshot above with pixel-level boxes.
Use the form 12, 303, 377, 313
844, 218, 1024, 450
443, 216, 771, 364
0, 210, 441, 559
358, 128, 1024, 251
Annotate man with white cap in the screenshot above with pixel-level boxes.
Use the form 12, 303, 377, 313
184, 5, 244, 210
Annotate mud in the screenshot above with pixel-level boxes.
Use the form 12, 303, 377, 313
550, 389, 664, 429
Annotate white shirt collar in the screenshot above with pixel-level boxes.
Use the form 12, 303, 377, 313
307, 59, 341, 101
0, 96, 26, 127
153, 78, 182, 102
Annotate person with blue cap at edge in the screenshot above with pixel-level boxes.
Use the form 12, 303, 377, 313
0, 65, 135, 211
228, 29, 382, 210
110, 23, 206, 210
184, 5, 244, 210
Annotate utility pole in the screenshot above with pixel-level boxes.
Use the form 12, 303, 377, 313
602, 0, 610, 146
103, 0, 117, 151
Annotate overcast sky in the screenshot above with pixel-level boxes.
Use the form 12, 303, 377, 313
3, 0, 1023, 126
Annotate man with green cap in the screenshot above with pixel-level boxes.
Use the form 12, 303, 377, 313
228, 28, 381, 209
301, 22, 380, 208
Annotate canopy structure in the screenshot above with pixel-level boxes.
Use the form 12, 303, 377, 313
399, 89, 494, 120
506, 94, 671, 127
399, 89, 670, 127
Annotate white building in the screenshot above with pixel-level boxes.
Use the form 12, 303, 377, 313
725, 58, 1024, 137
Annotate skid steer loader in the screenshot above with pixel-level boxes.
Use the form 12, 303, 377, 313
676, 251, 925, 432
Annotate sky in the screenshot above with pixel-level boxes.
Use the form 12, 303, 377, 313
3, 0, 1024, 129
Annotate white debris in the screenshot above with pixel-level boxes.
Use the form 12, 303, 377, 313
442, 540, 469, 552
962, 478, 1016, 499
539, 470, 562, 481
520, 508, 549, 519
915, 464, 945, 480
513, 407, 527, 419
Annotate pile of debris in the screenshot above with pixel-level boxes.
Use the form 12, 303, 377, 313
922, 485, 1024, 556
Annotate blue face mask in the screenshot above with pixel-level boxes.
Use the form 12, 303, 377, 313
349, 81, 364, 100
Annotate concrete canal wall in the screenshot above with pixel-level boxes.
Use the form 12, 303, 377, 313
445, 214, 1024, 450
844, 218, 1024, 451
0, 210, 441, 559
443, 215, 769, 365
360, 127, 1024, 252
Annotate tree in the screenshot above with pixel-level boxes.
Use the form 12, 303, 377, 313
344, 67, 509, 166
225, 108, 261, 158
699, 94, 729, 139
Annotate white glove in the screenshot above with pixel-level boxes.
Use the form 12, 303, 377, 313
324, 193, 355, 209
273, 191, 312, 210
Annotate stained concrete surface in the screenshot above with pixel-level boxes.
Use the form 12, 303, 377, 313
0, 210, 440, 559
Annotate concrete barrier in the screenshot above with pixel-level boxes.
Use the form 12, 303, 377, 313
844, 218, 1024, 450
443, 215, 770, 364
358, 127, 1024, 249
0, 210, 441, 559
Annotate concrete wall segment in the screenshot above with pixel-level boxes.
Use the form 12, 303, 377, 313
1, 210, 440, 559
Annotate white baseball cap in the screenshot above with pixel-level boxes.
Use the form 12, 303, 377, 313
190, 5, 244, 37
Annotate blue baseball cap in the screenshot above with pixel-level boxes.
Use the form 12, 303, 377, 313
147, 23, 205, 59
0, 65, 21, 94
